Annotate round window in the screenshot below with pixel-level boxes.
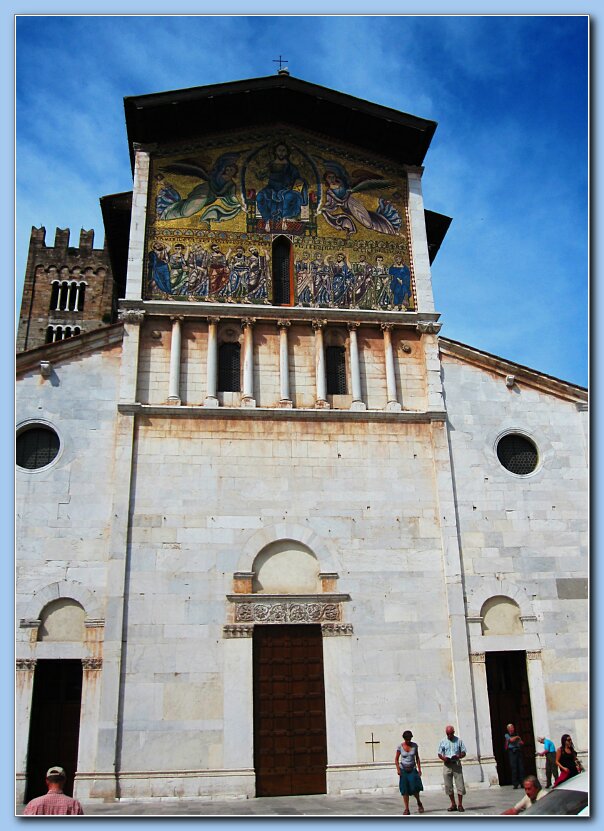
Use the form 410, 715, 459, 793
496, 433, 538, 475
16, 425, 60, 470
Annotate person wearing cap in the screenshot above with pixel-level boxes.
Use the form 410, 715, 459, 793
537, 736, 557, 788
23, 766, 84, 815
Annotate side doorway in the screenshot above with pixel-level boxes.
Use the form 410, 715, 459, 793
485, 650, 536, 785
25, 660, 83, 802
253, 624, 327, 796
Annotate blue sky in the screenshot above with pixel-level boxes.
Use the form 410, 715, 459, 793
14, 13, 588, 386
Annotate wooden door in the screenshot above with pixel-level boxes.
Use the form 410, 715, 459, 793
485, 651, 536, 785
25, 660, 83, 801
253, 624, 327, 796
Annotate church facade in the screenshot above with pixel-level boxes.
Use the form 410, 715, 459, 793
16, 74, 588, 805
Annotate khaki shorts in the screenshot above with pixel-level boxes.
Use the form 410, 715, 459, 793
443, 761, 466, 796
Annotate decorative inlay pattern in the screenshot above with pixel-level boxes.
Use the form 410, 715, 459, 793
526, 650, 542, 661
16, 658, 37, 671
82, 657, 103, 670
470, 652, 486, 663
235, 601, 340, 624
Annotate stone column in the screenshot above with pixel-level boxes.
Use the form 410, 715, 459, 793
469, 652, 499, 784
323, 630, 357, 792
241, 318, 256, 408
313, 319, 329, 408
15, 658, 37, 805
277, 319, 293, 408
204, 317, 219, 407
93, 308, 143, 800
526, 650, 551, 759
125, 147, 151, 301
167, 316, 183, 405
406, 166, 435, 313
348, 322, 366, 411
74, 657, 104, 799
381, 323, 401, 412
222, 630, 255, 797
431, 419, 480, 778
417, 322, 445, 412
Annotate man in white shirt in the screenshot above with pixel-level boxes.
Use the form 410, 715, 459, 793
502, 775, 546, 814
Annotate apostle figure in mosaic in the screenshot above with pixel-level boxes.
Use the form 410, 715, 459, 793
156, 153, 244, 224
296, 255, 313, 305
223, 246, 249, 300
187, 245, 209, 297
168, 244, 189, 294
353, 256, 374, 308
320, 161, 402, 236
374, 255, 393, 308
148, 241, 172, 294
256, 143, 308, 232
312, 255, 332, 306
332, 252, 354, 307
246, 246, 269, 302
389, 256, 412, 309
207, 243, 231, 296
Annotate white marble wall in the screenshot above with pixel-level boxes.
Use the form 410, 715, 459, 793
442, 354, 588, 753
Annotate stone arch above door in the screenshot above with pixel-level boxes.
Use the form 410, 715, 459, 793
20, 580, 104, 623
237, 522, 341, 575
225, 524, 351, 638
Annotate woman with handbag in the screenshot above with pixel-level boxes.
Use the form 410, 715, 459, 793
395, 730, 425, 815
554, 734, 583, 786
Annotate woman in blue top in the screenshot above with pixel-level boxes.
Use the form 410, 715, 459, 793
395, 730, 424, 815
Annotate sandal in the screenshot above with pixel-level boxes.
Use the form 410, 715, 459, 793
457, 806, 465, 812
417, 802, 425, 813
403, 809, 410, 815
447, 805, 457, 812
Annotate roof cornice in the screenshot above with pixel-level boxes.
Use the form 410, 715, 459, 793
16, 323, 124, 377
439, 336, 587, 403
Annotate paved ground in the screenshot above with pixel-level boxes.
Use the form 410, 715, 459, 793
17, 784, 528, 817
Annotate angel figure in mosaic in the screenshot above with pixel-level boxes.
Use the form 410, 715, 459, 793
319, 161, 401, 236
155, 153, 244, 223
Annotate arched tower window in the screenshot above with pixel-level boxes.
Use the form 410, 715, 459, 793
272, 236, 293, 306
218, 342, 241, 391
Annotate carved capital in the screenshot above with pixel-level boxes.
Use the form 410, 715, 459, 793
207, 316, 221, 326
277, 319, 291, 328
84, 619, 106, 629
311, 319, 327, 331
416, 321, 442, 334
347, 321, 361, 331
20, 619, 41, 629
380, 322, 395, 332
82, 657, 103, 671
470, 652, 486, 664
241, 317, 256, 329
223, 624, 254, 639
170, 315, 185, 323
16, 658, 37, 671
118, 308, 145, 325
321, 623, 354, 636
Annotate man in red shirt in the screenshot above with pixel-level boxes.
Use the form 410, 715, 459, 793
23, 766, 84, 815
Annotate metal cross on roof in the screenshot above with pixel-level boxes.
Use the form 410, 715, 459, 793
273, 55, 289, 72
